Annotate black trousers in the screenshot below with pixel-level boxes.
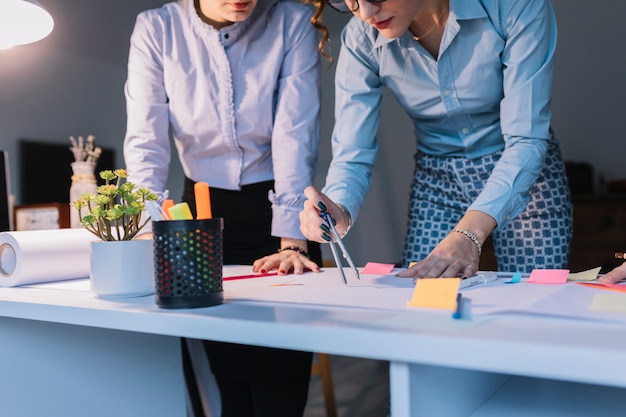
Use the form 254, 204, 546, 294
182, 178, 321, 417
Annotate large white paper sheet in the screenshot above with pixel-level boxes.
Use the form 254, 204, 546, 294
0, 228, 94, 287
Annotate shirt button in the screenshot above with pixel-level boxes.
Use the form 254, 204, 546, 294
462, 127, 469, 134
444, 89, 451, 96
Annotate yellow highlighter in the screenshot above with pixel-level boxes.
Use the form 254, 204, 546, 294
167, 202, 193, 220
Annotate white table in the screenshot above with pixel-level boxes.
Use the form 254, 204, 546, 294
1, 266, 626, 417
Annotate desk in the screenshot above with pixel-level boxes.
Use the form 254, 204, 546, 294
1, 266, 626, 416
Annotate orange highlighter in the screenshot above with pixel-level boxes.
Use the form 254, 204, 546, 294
161, 199, 174, 220
194, 182, 213, 220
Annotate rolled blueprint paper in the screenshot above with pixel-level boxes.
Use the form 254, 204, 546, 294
0, 228, 95, 287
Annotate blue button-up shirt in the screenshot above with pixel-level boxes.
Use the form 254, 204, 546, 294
324, 0, 556, 228
124, 0, 321, 239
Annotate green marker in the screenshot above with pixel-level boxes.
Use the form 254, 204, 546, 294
167, 202, 193, 220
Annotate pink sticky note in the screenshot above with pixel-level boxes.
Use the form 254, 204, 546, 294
361, 262, 395, 274
527, 269, 569, 284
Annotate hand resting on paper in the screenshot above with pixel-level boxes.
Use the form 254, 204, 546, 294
396, 211, 496, 279
599, 262, 626, 284
252, 237, 320, 276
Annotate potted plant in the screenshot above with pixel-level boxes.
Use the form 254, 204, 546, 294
71, 169, 160, 299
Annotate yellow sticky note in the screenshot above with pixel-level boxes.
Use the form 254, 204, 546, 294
407, 278, 461, 310
167, 202, 193, 220
589, 293, 626, 314
568, 267, 601, 281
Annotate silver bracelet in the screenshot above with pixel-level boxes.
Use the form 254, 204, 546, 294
336, 204, 352, 239
452, 228, 482, 255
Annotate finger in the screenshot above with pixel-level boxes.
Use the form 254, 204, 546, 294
396, 257, 439, 278
252, 256, 270, 272
292, 259, 306, 275
300, 213, 331, 243
599, 262, 626, 284
251, 258, 263, 272
440, 267, 461, 278
439, 258, 475, 278
396, 264, 419, 278
304, 187, 331, 215
300, 203, 326, 242
459, 264, 478, 279
304, 185, 322, 201
419, 258, 450, 278
253, 259, 279, 274
599, 271, 625, 285
303, 259, 321, 273
304, 186, 338, 217
277, 259, 296, 275
407, 256, 440, 278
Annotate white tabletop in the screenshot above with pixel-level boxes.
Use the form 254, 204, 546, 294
1, 265, 626, 389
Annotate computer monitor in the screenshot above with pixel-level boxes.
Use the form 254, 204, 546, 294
19, 139, 115, 205
0, 150, 12, 231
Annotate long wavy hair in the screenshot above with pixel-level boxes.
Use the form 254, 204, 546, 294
304, 0, 332, 61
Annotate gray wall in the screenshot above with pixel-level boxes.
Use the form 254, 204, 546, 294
0, 0, 624, 265
0, 0, 183, 202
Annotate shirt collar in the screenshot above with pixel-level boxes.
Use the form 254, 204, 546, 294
185, 0, 273, 45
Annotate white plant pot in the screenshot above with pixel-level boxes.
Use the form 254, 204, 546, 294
90, 239, 155, 299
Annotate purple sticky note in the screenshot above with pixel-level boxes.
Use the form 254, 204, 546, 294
527, 269, 569, 284
361, 262, 395, 274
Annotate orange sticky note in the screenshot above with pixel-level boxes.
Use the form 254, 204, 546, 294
161, 199, 174, 220
527, 269, 569, 284
194, 182, 212, 220
407, 278, 461, 310
577, 282, 626, 294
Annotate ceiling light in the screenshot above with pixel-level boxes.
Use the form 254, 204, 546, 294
0, 0, 54, 49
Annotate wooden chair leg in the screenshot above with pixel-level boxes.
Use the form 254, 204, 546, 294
311, 352, 338, 417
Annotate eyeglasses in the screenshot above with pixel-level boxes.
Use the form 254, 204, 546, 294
325, 0, 387, 14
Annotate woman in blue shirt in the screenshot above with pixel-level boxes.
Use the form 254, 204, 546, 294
299, 0, 573, 278
124, 0, 324, 415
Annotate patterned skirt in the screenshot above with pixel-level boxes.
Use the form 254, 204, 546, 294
403, 140, 573, 272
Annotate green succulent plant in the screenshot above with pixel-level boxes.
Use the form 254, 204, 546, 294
70, 169, 159, 241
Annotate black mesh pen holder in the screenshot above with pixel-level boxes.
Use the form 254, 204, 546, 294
153, 218, 224, 309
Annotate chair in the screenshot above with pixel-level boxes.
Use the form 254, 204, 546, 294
310, 352, 338, 417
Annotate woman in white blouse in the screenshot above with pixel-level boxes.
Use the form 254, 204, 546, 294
123, 0, 325, 415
